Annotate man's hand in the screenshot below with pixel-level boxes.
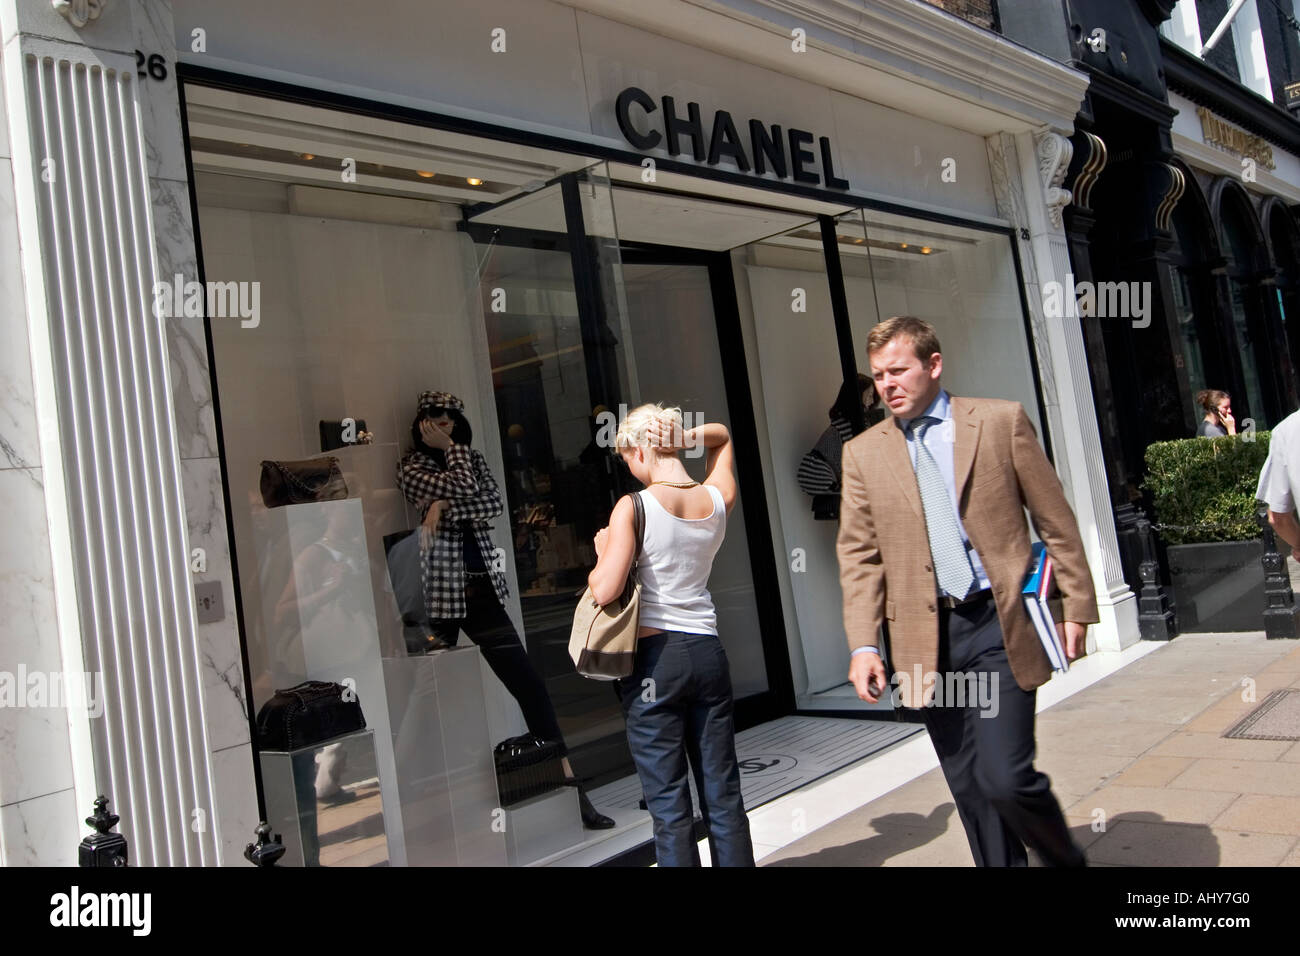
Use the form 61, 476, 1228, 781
849, 651, 889, 704
1057, 621, 1088, 661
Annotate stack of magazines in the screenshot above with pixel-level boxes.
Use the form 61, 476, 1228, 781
1023, 541, 1069, 673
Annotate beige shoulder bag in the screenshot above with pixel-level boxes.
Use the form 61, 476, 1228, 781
568, 492, 645, 680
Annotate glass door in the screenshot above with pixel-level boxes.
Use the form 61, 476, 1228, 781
617, 257, 771, 701
466, 163, 638, 783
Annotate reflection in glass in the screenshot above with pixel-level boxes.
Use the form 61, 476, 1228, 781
1170, 264, 1207, 401
1229, 278, 1269, 429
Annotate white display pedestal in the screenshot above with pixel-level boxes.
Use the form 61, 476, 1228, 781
260, 729, 389, 867
503, 787, 582, 866
383, 649, 508, 865
252, 498, 407, 864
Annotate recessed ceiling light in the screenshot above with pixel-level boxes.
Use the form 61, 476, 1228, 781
298, 152, 316, 161
466, 177, 484, 186
900, 242, 908, 249
921, 246, 932, 254
416, 170, 436, 178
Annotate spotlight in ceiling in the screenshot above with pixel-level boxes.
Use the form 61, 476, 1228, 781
921, 246, 932, 254
416, 170, 436, 178
298, 152, 316, 161
466, 177, 484, 186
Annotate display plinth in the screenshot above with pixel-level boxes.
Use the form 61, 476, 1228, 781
252, 497, 407, 864
503, 786, 582, 866
382, 648, 508, 865
260, 729, 389, 867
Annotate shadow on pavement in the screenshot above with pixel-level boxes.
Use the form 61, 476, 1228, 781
763, 804, 958, 866
1071, 812, 1221, 867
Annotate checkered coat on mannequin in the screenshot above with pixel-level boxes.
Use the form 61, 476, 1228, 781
395, 444, 510, 620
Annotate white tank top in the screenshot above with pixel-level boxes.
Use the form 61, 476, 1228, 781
635, 485, 726, 636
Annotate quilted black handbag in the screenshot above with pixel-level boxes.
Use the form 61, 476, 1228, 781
259, 457, 348, 508
493, 733, 565, 806
255, 680, 366, 752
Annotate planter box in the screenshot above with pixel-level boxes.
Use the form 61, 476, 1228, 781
1167, 540, 1265, 633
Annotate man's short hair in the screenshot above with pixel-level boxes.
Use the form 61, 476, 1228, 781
866, 316, 941, 363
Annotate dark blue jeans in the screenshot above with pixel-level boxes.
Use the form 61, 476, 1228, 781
617, 631, 755, 867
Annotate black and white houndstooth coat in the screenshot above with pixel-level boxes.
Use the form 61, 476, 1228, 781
395, 444, 509, 620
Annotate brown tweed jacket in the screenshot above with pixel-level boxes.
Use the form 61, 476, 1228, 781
836, 394, 1099, 708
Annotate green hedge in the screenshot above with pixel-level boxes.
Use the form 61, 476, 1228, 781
1143, 432, 1271, 545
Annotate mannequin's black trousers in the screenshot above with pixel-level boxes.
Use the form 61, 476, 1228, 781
431, 576, 566, 754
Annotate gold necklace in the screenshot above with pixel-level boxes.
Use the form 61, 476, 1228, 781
649, 479, 700, 488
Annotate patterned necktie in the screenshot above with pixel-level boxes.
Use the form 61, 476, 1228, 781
908, 416, 975, 599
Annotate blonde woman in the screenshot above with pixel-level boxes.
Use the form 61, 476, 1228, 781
587, 404, 754, 867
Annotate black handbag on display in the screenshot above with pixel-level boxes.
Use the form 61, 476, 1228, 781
493, 733, 565, 806
259, 457, 348, 508
255, 680, 366, 751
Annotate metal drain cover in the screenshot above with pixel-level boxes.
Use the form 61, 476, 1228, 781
1223, 689, 1300, 741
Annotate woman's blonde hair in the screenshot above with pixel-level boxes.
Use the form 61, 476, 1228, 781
614, 403, 683, 453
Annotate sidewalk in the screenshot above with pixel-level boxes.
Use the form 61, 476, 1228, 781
759, 634, 1300, 866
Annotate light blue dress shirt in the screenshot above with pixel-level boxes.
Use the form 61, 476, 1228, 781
900, 390, 991, 597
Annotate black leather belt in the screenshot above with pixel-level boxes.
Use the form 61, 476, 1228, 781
939, 588, 992, 610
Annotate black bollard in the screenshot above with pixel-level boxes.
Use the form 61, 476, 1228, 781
1135, 510, 1177, 640
1256, 502, 1300, 639
244, 822, 286, 867
78, 795, 128, 867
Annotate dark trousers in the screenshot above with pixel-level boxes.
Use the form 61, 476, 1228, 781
617, 631, 755, 867
918, 594, 1085, 867
431, 576, 567, 754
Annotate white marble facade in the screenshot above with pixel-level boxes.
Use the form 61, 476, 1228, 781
0, 15, 82, 865
0, 0, 257, 865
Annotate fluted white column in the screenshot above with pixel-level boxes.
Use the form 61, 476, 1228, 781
1, 4, 219, 864
987, 129, 1140, 653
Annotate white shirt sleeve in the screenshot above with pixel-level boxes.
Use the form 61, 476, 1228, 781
1261, 435, 1294, 513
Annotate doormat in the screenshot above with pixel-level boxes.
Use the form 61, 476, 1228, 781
1222, 689, 1300, 741
587, 715, 921, 813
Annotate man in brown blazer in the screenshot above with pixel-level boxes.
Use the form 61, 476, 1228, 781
837, 316, 1098, 867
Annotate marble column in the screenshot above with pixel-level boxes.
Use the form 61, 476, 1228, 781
986, 130, 1140, 653
0, 0, 255, 865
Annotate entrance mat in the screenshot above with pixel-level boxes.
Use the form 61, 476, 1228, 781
588, 715, 921, 812
1223, 689, 1300, 741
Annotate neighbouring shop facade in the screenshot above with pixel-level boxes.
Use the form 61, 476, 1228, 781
0, 0, 1139, 866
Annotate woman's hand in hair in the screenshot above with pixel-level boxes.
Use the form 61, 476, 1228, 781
647, 416, 687, 450
420, 418, 453, 450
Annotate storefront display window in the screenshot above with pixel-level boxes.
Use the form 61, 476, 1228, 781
184, 78, 1049, 863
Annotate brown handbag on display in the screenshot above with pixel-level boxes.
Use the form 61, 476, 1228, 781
568, 492, 645, 681
259, 457, 348, 508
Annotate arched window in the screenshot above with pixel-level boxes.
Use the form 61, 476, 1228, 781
1218, 186, 1276, 428
1168, 195, 1210, 403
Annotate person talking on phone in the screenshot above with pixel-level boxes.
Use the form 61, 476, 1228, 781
1196, 389, 1237, 437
